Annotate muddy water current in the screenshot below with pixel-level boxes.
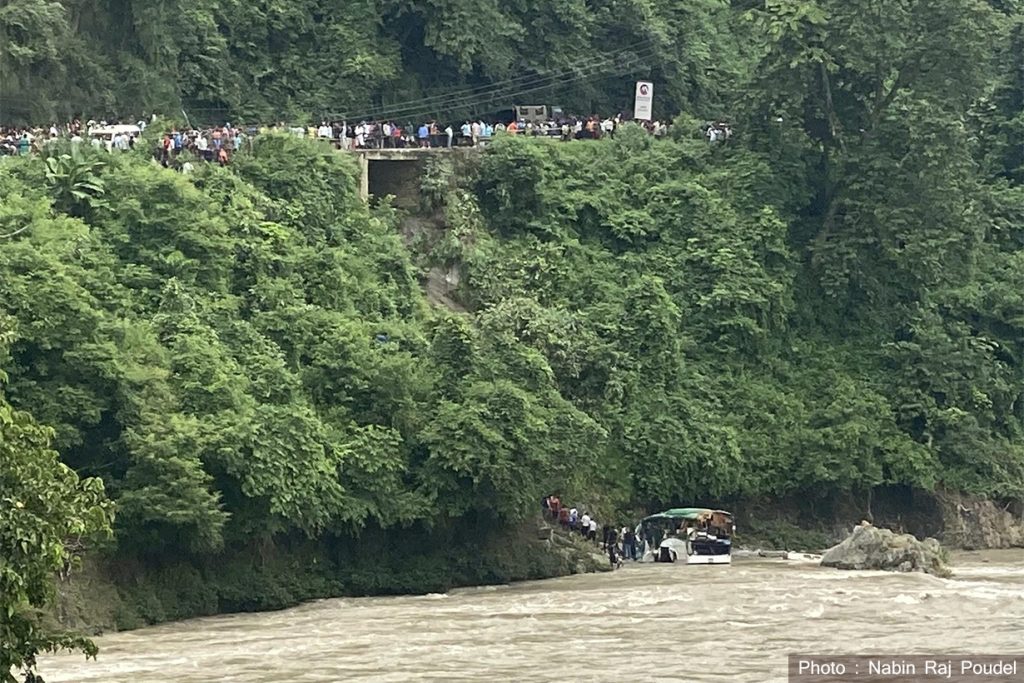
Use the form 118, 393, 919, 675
40, 550, 1024, 682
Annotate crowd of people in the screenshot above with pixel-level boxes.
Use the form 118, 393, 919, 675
155, 125, 245, 170
152, 114, 673, 168
0, 117, 248, 171
1, 112, 729, 174
322, 114, 673, 149
1, 111, 684, 158
704, 120, 733, 142
541, 495, 643, 569
0, 129, 33, 156
1, 118, 149, 156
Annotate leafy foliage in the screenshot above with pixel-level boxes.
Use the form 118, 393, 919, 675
0, 0, 747, 125
43, 145, 107, 218
0, 317, 113, 682
0, 133, 607, 569
0, 0, 1022, 649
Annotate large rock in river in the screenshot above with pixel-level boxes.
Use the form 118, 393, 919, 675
820, 523, 951, 577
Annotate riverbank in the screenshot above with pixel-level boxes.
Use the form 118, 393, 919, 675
56, 518, 608, 635
56, 490, 1023, 636
41, 550, 1024, 682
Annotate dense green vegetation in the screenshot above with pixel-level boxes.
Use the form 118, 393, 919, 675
1, 136, 614, 675
1, 0, 1023, 677
0, 319, 112, 682
0, 0, 740, 124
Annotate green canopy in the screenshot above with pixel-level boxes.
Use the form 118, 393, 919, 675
640, 507, 732, 524
661, 507, 714, 519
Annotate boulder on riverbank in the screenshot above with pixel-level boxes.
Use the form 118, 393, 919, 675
820, 523, 950, 577
542, 521, 611, 574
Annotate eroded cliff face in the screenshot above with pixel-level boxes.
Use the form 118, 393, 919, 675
940, 495, 1024, 550
733, 488, 1024, 552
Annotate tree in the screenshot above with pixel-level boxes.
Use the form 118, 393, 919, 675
0, 318, 113, 683
745, 0, 1004, 307
0, 0, 71, 123
43, 145, 107, 218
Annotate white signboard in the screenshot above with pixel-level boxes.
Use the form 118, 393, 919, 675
634, 81, 654, 121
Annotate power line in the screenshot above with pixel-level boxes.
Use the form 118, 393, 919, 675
1, 40, 661, 126
348, 58, 656, 123
336, 45, 658, 122
352, 36, 657, 117
332, 44, 659, 123
195, 43, 657, 124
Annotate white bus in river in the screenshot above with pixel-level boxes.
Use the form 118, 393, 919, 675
637, 508, 735, 565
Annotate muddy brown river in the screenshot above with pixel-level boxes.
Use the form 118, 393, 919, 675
39, 551, 1024, 682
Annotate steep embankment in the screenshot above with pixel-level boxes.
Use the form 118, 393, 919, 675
1, 120, 1022, 635
411, 131, 1024, 551
2, 135, 617, 633
419, 131, 1024, 519
57, 519, 607, 634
